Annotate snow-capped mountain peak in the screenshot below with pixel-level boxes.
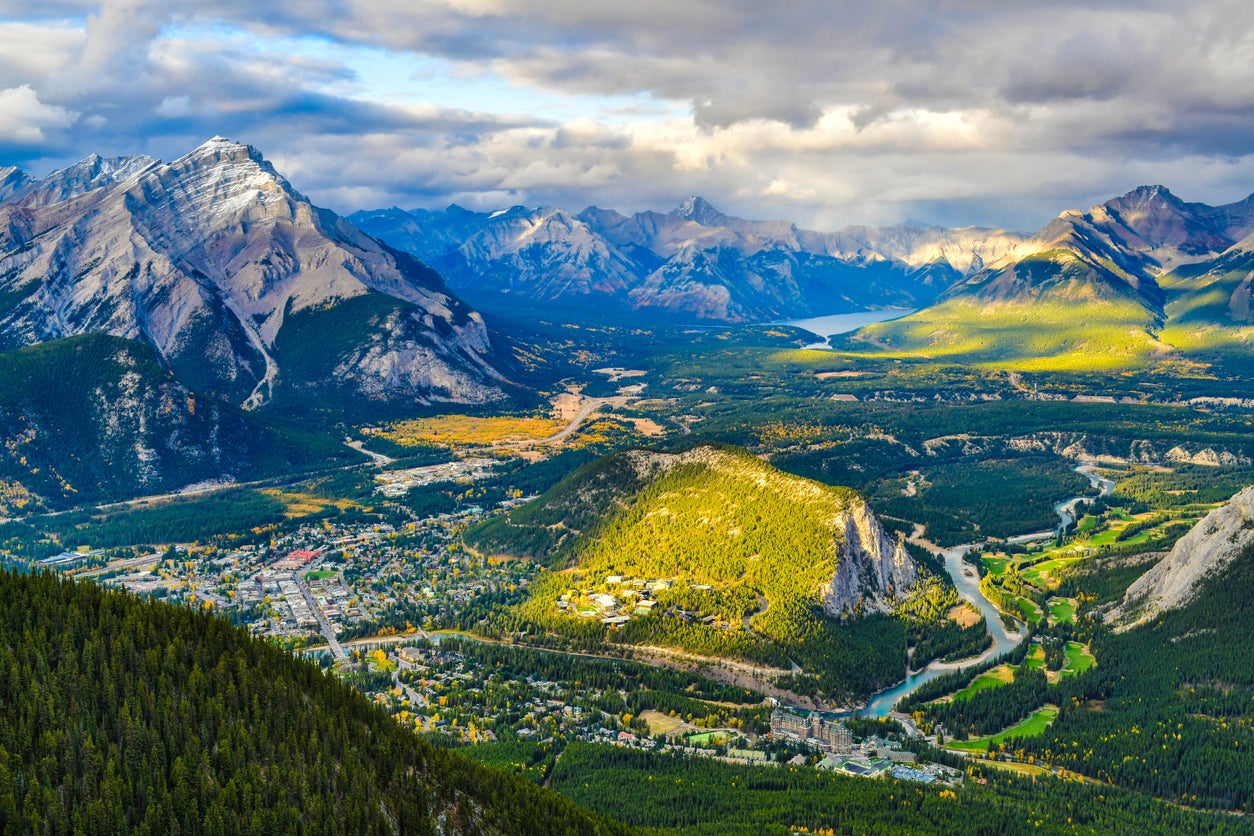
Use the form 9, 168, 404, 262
16, 152, 158, 208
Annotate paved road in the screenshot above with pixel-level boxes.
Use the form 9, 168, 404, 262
538, 399, 605, 444
13, 390, 627, 530
344, 439, 394, 466
73, 552, 161, 578
393, 670, 426, 707
295, 569, 346, 661
743, 595, 767, 632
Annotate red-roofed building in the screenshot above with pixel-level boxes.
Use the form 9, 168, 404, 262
274, 549, 320, 570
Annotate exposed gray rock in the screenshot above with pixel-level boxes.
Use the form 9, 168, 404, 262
351, 198, 1029, 322
14, 153, 158, 207
819, 499, 918, 616
1107, 485, 1254, 630
0, 137, 510, 409
1164, 446, 1251, 467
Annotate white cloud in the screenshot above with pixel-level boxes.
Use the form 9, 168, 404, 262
0, 22, 85, 84
2, 1, 1254, 229
0, 85, 76, 144
155, 94, 193, 117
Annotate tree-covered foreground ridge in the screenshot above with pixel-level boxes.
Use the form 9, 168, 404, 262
0, 569, 631, 835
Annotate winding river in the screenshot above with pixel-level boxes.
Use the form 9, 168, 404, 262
387, 463, 1116, 721
853, 463, 1114, 718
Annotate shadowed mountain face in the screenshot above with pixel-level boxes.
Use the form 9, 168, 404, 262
351, 199, 1028, 323
0, 138, 513, 411
840, 186, 1254, 368
0, 333, 356, 510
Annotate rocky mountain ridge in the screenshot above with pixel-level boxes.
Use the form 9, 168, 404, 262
473, 443, 942, 702
351, 199, 1028, 322
0, 137, 512, 412
842, 185, 1254, 365
621, 446, 920, 615
1107, 484, 1254, 629
474, 444, 924, 617
944, 184, 1254, 312
353, 183, 1254, 336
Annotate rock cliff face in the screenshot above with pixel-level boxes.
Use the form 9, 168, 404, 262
0, 138, 511, 410
1107, 485, 1254, 630
820, 499, 919, 616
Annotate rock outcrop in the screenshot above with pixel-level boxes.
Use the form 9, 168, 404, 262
1107, 485, 1254, 630
820, 497, 919, 615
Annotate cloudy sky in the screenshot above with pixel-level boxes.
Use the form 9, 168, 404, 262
3, 0, 1254, 230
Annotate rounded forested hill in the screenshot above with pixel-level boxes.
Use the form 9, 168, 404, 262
0, 569, 633, 835
471, 444, 956, 701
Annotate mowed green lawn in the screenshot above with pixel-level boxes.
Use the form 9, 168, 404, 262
1084, 527, 1125, 547
1048, 598, 1077, 625
991, 507, 1213, 594
945, 706, 1059, 753
950, 665, 1015, 702
1064, 641, 1095, 676
981, 556, 1011, 576
686, 731, 735, 747
1020, 641, 1095, 681
1018, 597, 1042, 625
1020, 555, 1086, 589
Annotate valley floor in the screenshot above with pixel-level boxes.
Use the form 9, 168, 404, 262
7, 322, 1254, 831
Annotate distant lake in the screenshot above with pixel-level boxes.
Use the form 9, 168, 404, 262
776, 309, 914, 349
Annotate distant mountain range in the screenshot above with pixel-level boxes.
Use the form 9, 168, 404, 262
0, 138, 514, 414
351, 198, 1028, 322
840, 185, 1254, 368
5, 135, 1253, 443
354, 187, 1254, 369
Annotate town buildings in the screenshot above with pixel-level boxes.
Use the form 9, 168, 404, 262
768, 708, 852, 754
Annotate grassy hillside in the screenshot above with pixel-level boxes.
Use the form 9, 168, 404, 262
0, 334, 353, 511
471, 445, 961, 701
837, 252, 1168, 370
0, 569, 633, 835
1156, 251, 1254, 374
833, 242, 1254, 374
